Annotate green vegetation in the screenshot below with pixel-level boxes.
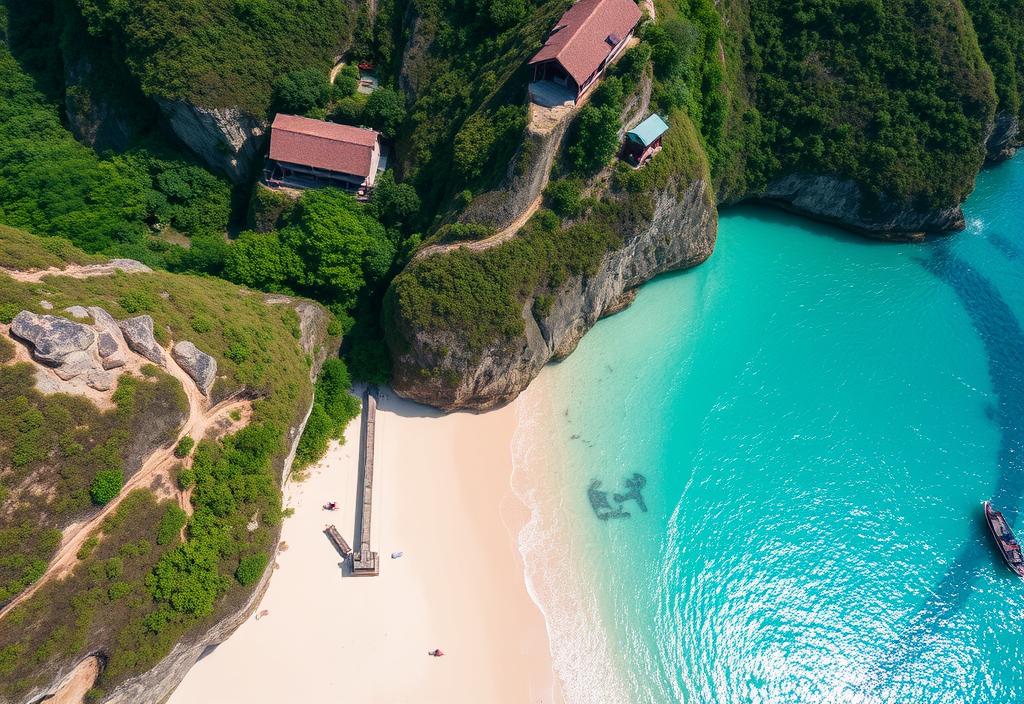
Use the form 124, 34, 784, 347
963, 0, 1024, 120
0, 40, 231, 260
0, 226, 320, 698
273, 68, 332, 116
155, 505, 187, 546
730, 0, 996, 205
69, 0, 353, 115
234, 554, 269, 587
388, 208, 619, 359
294, 359, 362, 470
567, 79, 625, 175
543, 179, 586, 218
90, 469, 126, 505
173, 436, 195, 459
0, 360, 185, 607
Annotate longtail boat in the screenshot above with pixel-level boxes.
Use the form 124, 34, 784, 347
984, 501, 1024, 579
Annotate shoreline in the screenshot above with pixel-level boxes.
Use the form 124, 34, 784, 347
169, 387, 561, 703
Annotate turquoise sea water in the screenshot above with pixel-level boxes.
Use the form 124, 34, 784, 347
520, 155, 1024, 703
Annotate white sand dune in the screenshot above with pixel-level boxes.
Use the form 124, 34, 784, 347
169, 389, 560, 703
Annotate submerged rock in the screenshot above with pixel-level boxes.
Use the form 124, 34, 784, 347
10, 311, 96, 366
171, 340, 217, 395
119, 315, 165, 365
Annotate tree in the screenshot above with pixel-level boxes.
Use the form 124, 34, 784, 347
333, 64, 360, 99
273, 69, 331, 115
281, 189, 396, 309
568, 105, 621, 174
454, 113, 496, 180
362, 87, 405, 137
90, 469, 124, 505
224, 230, 302, 291
370, 171, 421, 229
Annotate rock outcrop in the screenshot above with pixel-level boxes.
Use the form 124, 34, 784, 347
89, 307, 129, 370
986, 112, 1021, 163
156, 99, 267, 183
10, 312, 96, 365
119, 316, 166, 365
757, 173, 966, 241
171, 341, 217, 396
391, 178, 717, 411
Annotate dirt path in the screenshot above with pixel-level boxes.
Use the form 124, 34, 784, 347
414, 195, 544, 260
46, 656, 101, 704
411, 23, 649, 263
0, 344, 248, 621
1, 259, 152, 284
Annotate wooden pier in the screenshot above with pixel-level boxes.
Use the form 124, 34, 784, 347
324, 524, 352, 557
351, 386, 379, 576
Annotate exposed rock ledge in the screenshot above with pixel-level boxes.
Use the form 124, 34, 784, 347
156, 99, 267, 183
756, 173, 965, 241
391, 178, 717, 411
985, 111, 1021, 163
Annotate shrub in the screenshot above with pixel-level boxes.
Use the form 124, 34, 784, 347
118, 291, 157, 314
156, 505, 188, 546
77, 537, 99, 561
273, 69, 331, 115
177, 468, 196, 490
90, 469, 125, 505
436, 222, 494, 243
333, 69, 359, 99
568, 105, 621, 175
0, 303, 19, 324
544, 179, 585, 218
174, 436, 195, 458
235, 553, 269, 586
362, 87, 405, 137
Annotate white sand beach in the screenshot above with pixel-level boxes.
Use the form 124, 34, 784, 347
169, 389, 560, 704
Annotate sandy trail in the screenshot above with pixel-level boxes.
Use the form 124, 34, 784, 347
0, 341, 245, 621
46, 656, 101, 704
0, 260, 151, 284
414, 195, 544, 260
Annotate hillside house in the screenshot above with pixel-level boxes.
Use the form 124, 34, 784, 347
622, 113, 668, 166
528, 0, 642, 106
264, 114, 382, 197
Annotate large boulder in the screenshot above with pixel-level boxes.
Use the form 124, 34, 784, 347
88, 307, 129, 369
10, 311, 96, 365
119, 315, 165, 365
171, 341, 217, 396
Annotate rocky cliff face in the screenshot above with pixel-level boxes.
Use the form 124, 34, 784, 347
157, 100, 267, 183
391, 178, 717, 411
756, 173, 966, 241
986, 112, 1021, 163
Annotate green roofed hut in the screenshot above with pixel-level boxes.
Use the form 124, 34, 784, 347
623, 113, 669, 167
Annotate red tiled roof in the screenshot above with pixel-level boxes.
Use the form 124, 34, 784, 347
529, 0, 642, 87
269, 114, 379, 178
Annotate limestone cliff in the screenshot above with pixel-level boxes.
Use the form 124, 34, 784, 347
755, 174, 966, 241
986, 112, 1021, 163
156, 100, 267, 184
389, 178, 716, 411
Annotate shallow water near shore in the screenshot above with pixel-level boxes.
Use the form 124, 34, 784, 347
516, 155, 1024, 703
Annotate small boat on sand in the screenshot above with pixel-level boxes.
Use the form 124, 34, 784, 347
984, 501, 1024, 578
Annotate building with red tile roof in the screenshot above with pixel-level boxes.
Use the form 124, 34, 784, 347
264, 114, 382, 196
528, 0, 642, 104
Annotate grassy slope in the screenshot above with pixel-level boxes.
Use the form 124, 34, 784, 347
0, 226, 325, 699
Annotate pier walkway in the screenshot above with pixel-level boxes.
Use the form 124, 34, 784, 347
352, 386, 380, 576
